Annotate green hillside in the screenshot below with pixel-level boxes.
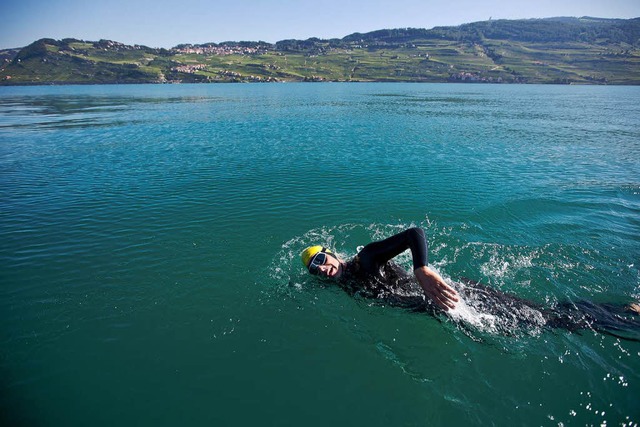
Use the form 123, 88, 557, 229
1, 17, 639, 85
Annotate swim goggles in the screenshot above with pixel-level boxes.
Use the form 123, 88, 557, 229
308, 250, 328, 275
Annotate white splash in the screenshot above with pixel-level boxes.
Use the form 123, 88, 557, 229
447, 295, 499, 333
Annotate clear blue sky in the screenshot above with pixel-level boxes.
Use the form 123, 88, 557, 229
1, 0, 639, 49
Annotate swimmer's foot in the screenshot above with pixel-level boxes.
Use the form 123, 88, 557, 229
626, 302, 640, 315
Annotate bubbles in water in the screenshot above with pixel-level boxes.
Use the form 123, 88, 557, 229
478, 246, 537, 279
447, 297, 498, 333
444, 275, 548, 338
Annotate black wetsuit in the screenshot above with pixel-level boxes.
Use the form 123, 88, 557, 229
338, 227, 441, 310
336, 227, 640, 341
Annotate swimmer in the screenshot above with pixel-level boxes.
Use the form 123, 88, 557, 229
301, 227, 640, 340
301, 227, 458, 310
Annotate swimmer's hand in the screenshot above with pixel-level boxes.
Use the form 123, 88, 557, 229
414, 266, 459, 311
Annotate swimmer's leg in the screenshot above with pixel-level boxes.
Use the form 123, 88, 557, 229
626, 302, 640, 315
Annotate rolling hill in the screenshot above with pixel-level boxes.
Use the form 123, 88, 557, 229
1, 17, 639, 85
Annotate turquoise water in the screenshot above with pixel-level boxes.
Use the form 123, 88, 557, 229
1, 83, 639, 426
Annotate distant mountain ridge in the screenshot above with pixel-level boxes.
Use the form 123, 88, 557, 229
1, 17, 639, 85
344, 16, 640, 44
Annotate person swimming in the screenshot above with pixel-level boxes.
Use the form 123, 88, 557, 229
300, 227, 640, 340
301, 227, 459, 310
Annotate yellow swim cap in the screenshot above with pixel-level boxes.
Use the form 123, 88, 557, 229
301, 245, 333, 268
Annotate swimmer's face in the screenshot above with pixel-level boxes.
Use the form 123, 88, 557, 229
308, 252, 343, 279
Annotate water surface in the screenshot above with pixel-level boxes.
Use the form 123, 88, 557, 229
1, 83, 639, 426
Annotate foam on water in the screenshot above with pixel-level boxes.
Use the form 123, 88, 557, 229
446, 293, 499, 334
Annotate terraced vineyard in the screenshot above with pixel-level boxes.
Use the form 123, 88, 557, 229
1, 17, 639, 85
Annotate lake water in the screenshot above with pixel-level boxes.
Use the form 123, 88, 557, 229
1, 83, 639, 426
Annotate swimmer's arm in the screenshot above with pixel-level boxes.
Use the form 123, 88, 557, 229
414, 266, 459, 311
362, 227, 428, 269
